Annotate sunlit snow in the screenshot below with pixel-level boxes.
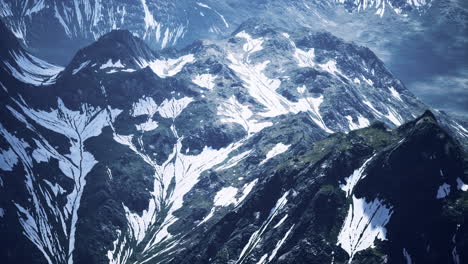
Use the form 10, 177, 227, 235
260, 143, 290, 165
337, 196, 393, 263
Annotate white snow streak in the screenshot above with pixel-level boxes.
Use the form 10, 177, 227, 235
346, 115, 370, 130
100, 59, 125, 69
340, 156, 374, 197
3, 97, 120, 264
436, 183, 450, 199
268, 225, 295, 262
273, 214, 288, 229
237, 191, 289, 263
72, 60, 91, 75
4, 51, 63, 86
403, 248, 413, 264
146, 54, 195, 78
337, 196, 393, 263
389, 86, 403, 101
227, 33, 333, 132
218, 96, 272, 134
109, 95, 242, 263
212, 179, 258, 208
213, 186, 238, 207
456, 178, 468, 191
363, 100, 402, 126
192, 73, 216, 90
216, 150, 252, 171
0, 147, 18, 171
260, 143, 290, 165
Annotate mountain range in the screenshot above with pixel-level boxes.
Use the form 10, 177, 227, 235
0, 1, 467, 264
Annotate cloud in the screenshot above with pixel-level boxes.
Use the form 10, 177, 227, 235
408, 69, 468, 115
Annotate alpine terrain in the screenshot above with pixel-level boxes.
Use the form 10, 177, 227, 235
0, 1, 467, 264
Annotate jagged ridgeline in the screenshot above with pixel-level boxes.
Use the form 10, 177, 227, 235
0, 0, 438, 64
1, 17, 467, 264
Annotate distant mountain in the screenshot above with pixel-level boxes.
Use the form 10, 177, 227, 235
0, 20, 62, 86
3, 1, 466, 115
0, 0, 440, 64
0, 20, 467, 264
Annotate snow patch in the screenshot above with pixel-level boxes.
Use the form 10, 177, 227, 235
227, 45, 333, 132
213, 179, 258, 208
268, 225, 295, 262
346, 115, 370, 130
236, 31, 264, 56
72, 60, 90, 75
32, 143, 52, 163
456, 178, 468, 191
389, 86, 403, 101
294, 47, 315, 68
3, 98, 121, 264
214, 186, 238, 207
340, 156, 374, 197
131, 97, 159, 131
110, 97, 243, 261
216, 150, 252, 171
337, 196, 393, 263
131, 97, 158, 117
218, 96, 272, 134
436, 183, 450, 199
260, 143, 290, 165
192, 74, 216, 90
403, 248, 413, 264
237, 191, 290, 263
158, 97, 193, 119
0, 147, 18, 171
147, 54, 195, 78
297, 85, 306, 94
100, 59, 125, 69
4, 51, 63, 86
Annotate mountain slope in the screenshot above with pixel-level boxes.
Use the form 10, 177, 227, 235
0, 20, 63, 86
172, 110, 468, 264
5, 0, 467, 117
0, 22, 467, 264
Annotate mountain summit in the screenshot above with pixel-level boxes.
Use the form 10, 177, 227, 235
63, 30, 157, 76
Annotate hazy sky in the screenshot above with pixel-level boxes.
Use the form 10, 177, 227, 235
386, 18, 468, 116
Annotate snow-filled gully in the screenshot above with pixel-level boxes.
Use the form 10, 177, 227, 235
227, 32, 333, 133
108, 95, 246, 264
0, 98, 120, 264
337, 155, 393, 263
237, 191, 290, 264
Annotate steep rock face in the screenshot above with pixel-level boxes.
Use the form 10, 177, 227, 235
173, 111, 467, 264
0, 21, 467, 264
